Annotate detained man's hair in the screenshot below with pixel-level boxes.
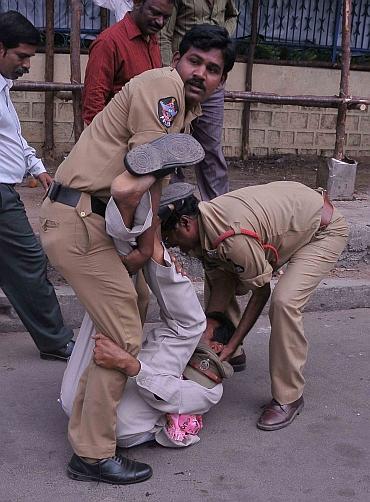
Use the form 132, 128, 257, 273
0, 11, 41, 49
207, 312, 236, 345
178, 24, 236, 75
159, 194, 200, 233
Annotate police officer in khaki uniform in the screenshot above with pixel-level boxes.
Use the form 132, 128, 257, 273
160, 181, 348, 431
39, 25, 235, 484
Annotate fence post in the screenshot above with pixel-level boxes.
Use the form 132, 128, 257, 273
69, 0, 84, 142
43, 0, 55, 161
241, 0, 259, 159
100, 7, 109, 31
317, 0, 357, 200
331, 0, 342, 63
334, 0, 351, 160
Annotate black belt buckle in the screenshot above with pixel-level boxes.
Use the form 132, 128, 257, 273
47, 181, 62, 202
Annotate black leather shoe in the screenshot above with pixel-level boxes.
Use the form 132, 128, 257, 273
257, 396, 304, 431
40, 340, 75, 361
67, 454, 153, 485
229, 348, 246, 372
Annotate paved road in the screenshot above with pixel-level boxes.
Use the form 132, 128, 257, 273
0, 309, 369, 502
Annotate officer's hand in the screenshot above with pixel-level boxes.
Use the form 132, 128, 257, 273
120, 249, 150, 275
35, 172, 53, 192
92, 333, 140, 376
219, 343, 236, 362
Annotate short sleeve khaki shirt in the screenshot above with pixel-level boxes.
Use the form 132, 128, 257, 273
197, 182, 324, 295
55, 67, 201, 199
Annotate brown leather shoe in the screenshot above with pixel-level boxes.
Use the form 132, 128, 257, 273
257, 396, 304, 431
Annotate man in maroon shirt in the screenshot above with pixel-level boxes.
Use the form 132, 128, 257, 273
83, 0, 174, 125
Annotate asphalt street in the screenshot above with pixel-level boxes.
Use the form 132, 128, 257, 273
0, 309, 369, 502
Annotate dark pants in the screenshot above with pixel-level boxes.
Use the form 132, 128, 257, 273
0, 183, 73, 352
192, 85, 229, 201
172, 86, 229, 201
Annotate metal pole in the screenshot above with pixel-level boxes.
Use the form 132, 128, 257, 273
43, 0, 55, 160
69, 0, 84, 142
13, 81, 84, 91
331, 0, 342, 64
334, 0, 352, 160
12, 81, 369, 111
241, 0, 259, 159
224, 91, 368, 110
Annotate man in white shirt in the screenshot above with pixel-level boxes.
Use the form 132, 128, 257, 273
93, 0, 133, 22
0, 11, 74, 360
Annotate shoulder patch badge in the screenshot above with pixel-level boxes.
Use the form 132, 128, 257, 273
234, 264, 245, 274
158, 97, 178, 128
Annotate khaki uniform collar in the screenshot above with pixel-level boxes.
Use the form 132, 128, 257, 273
195, 212, 214, 259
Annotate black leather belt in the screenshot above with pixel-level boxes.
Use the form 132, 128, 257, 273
47, 182, 106, 218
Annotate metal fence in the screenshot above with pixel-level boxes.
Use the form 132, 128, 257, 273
235, 0, 370, 61
0, 0, 103, 47
0, 0, 102, 31
1, 0, 370, 60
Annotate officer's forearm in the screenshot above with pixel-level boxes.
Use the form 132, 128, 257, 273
227, 283, 271, 352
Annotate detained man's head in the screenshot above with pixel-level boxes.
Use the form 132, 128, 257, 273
172, 24, 236, 108
201, 312, 236, 354
131, 0, 174, 36
0, 11, 40, 80
159, 193, 201, 253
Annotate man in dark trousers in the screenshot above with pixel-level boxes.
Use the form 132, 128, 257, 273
160, 0, 238, 200
0, 11, 74, 360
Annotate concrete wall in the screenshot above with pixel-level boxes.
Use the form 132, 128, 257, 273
11, 54, 370, 158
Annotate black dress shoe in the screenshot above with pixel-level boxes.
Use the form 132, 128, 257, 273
229, 348, 246, 372
40, 340, 75, 361
67, 454, 153, 485
257, 396, 304, 431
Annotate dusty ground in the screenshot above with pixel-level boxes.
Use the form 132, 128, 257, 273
42, 154, 370, 197
21, 155, 370, 284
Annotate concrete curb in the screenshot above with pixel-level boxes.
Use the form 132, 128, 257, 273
1, 278, 370, 332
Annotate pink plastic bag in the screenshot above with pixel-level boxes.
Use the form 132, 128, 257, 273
165, 413, 203, 442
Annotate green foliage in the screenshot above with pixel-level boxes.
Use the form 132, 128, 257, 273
235, 39, 334, 63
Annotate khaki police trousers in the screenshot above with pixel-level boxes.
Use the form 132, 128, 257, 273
40, 197, 148, 458
268, 208, 348, 404
206, 207, 348, 405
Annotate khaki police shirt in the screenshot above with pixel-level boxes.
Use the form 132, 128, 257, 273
196, 181, 324, 297
55, 67, 201, 200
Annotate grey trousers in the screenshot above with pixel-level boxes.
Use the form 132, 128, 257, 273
172, 86, 228, 201
0, 183, 73, 352
193, 85, 229, 201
